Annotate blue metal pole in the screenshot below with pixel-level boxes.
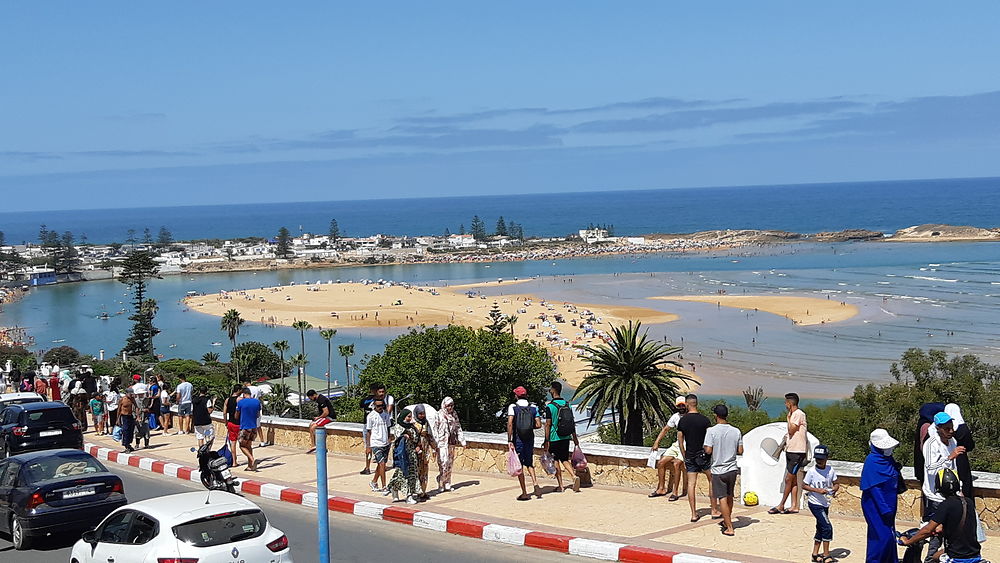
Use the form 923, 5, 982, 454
316, 427, 330, 563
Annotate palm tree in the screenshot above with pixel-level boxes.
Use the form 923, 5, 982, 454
291, 320, 312, 358
505, 314, 519, 336
574, 321, 694, 446
290, 353, 309, 418
273, 340, 290, 389
202, 352, 220, 364
320, 329, 337, 393
141, 298, 160, 353
221, 309, 245, 380
338, 343, 355, 395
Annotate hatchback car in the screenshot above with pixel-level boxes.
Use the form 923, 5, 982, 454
71, 491, 294, 563
0, 449, 127, 549
0, 401, 84, 458
0, 392, 45, 411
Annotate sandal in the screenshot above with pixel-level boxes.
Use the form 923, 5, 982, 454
721, 529, 735, 536
668, 494, 680, 501
767, 507, 782, 515
821, 557, 836, 563
516, 494, 532, 501
811, 555, 823, 563
781, 509, 799, 515
648, 491, 667, 498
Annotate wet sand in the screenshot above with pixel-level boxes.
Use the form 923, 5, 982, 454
650, 295, 859, 326
185, 282, 682, 387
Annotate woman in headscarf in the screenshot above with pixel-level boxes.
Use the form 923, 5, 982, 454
412, 404, 433, 500
69, 381, 89, 432
861, 428, 902, 563
433, 397, 467, 493
944, 403, 975, 497
386, 409, 421, 504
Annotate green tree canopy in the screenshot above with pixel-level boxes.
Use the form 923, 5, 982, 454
276, 227, 292, 258
43, 345, 81, 366
118, 250, 161, 358
232, 341, 284, 383
359, 325, 557, 433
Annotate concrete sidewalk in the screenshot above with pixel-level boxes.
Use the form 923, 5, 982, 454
89, 429, 999, 563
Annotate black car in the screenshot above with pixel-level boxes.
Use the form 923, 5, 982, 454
0, 402, 84, 458
0, 449, 127, 549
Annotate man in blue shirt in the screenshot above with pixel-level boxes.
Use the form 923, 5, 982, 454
235, 387, 262, 472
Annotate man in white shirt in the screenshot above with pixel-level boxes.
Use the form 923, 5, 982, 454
365, 398, 392, 492
174, 374, 194, 435
703, 404, 743, 537
922, 410, 962, 562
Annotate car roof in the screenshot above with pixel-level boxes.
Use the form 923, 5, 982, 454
0, 393, 44, 401
4, 448, 94, 463
125, 492, 262, 523
18, 401, 72, 411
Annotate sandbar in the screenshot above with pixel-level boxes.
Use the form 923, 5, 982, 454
650, 295, 858, 326
185, 282, 683, 388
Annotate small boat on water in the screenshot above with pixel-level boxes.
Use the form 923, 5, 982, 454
210, 342, 222, 346
98, 312, 110, 320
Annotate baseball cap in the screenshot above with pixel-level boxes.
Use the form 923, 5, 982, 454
512, 386, 527, 398
675, 396, 686, 406
132, 374, 141, 381
933, 412, 953, 426
813, 445, 830, 459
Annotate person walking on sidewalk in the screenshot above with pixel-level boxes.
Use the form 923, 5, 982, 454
305, 389, 334, 455
105, 383, 120, 431
365, 398, 392, 492
703, 404, 743, 536
386, 409, 420, 504
242, 379, 268, 447
507, 386, 541, 501
432, 396, 466, 493
118, 390, 137, 453
157, 382, 173, 434
174, 374, 194, 435
412, 404, 433, 500
235, 387, 262, 471
192, 387, 215, 447
802, 445, 839, 563
649, 396, 689, 501
89, 393, 106, 436
677, 394, 719, 522
543, 381, 582, 493
224, 384, 243, 467
770, 392, 808, 515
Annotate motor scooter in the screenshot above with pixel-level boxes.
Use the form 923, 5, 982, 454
192, 438, 238, 494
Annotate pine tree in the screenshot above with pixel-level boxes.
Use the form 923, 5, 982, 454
495, 216, 508, 237
459, 224, 465, 235
143, 227, 154, 246
276, 227, 292, 258
470, 215, 487, 241
54, 231, 80, 273
486, 302, 509, 334
118, 251, 161, 358
0, 231, 5, 246
329, 219, 340, 243
444, 227, 451, 236
157, 226, 173, 247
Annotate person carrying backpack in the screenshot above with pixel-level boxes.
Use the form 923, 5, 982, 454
507, 386, 541, 501
543, 381, 582, 493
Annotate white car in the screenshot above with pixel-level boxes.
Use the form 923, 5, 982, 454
70, 491, 293, 563
0, 392, 45, 411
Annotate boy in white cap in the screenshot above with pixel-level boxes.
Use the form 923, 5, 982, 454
803, 445, 839, 562
648, 396, 688, 500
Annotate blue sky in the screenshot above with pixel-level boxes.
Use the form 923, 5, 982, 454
2, 2, 1000, 211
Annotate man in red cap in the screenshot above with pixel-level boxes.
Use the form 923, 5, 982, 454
506, 386, 541, 501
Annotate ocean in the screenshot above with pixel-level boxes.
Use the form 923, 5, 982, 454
1, 176, 998, 244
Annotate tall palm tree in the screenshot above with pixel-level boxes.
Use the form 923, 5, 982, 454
291, 320, 312, 358
221, 309, 245, 380
272, 340, 290, 389
574, 321, 693, 446
290, 352, 309, 418
320, 329, 337, 393
338, 343, 355, 395
505, 314, 519, 336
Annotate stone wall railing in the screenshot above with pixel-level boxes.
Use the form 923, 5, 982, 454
213, 412, 1000, 530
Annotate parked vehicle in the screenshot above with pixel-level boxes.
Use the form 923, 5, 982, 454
71, 491, 294, 562
0, 393, 45, 411
0, 402, 84, 458
193, 438, 237, 494
0, 449, 127, 550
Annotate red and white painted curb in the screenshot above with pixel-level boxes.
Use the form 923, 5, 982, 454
87, 443, 738, 563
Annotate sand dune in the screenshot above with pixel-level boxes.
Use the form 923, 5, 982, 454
650, 295, 858, 326
185, 282, 680, 387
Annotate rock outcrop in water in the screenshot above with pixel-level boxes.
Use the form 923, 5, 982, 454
888, 224, 1000, 242
811, 229, 885, 242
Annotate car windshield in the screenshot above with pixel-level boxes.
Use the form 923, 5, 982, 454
173, 509, 267, 547
23, 453, 105, 483
22, 408, 76, 425
0, 397, 42, 406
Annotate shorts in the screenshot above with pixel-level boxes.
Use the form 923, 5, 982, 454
312, 416, 333, 427
662, 441, 682, 460
513, 436, 534, 468
194, 424, 214, 441
178, 403, 193, 417
548, 439, 571, 462
786, 452, 806, 475
685, 450, 712, 473
160, 406, 171, 415
711, 470, 738, 498
372, 445, 390, 464
226, 422, 240, 442
239, 428, 256, 447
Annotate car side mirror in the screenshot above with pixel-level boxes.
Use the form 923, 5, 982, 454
82, 529, 97, 545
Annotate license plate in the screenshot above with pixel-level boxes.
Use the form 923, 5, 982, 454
221, 469, 232, 479
39, 430, 61, 437
63, 488, 95, 499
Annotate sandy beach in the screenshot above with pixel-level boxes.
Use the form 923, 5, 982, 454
650, 295, 859, 326
185, 281, 687, 388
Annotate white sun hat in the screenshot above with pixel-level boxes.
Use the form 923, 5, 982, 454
869, 428, 899, 450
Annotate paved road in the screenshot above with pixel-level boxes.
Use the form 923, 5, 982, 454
1, 463, 591, 562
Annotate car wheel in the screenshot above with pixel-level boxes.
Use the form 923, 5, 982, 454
11, 516, 31, 550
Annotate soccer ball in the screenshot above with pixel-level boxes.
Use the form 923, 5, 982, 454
742, 491, 759, 506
